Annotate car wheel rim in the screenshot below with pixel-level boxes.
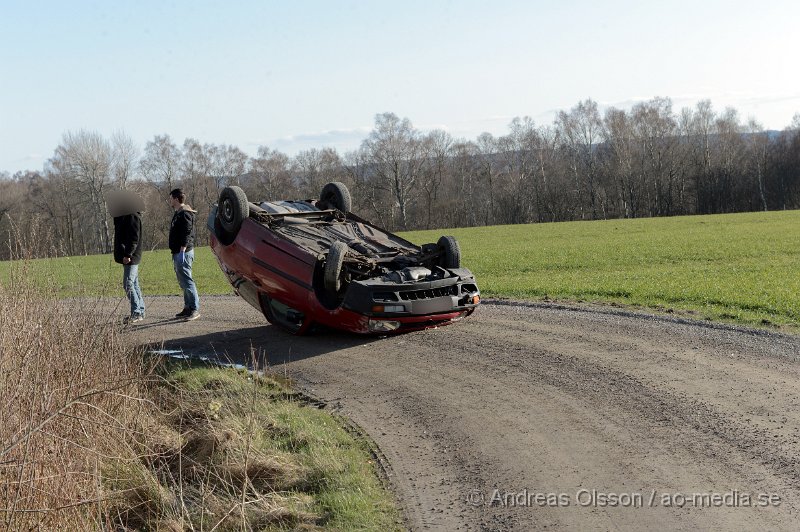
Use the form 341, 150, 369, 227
222, 198, 233, 222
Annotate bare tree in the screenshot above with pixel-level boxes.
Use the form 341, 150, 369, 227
140, 134, 181, 192
673, 107, 696, 215
532, 125, 564, 222
110, 130, 139, 189
179, 139, 217, 245
0, 175, 27, 259
557, 99, 604, 219
447, 140, 482, 227
247, 146, 293, 200
714, 107, 746, 212
771, 116, 800, 210
476, 132, 500, 225
496, 117, 541, 224
745, 119, 770, 211
212, 144, 249, 189
344, 148, 395, 228
420, 129, 453, 229
180, 138, 214, 205
603, 107, 638, 218
360, 113, 425, 229
0, 176, 20, 225
293, 147, 343, 197
48, 130, 113, 253
688, 100, 716, 212
25, 167, 80, 256
631, 97, 679, 216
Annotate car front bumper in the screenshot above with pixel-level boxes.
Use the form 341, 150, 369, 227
341, 268, 480, 319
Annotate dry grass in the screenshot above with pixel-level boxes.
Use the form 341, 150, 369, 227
0, 267, 149, 529
104, 364, 324, 531
1, 258, 400, 530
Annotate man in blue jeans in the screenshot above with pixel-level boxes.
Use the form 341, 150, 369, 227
168, 188, 200, 320
113, 209, 145, 323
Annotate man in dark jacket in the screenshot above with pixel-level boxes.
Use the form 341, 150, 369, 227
113, 211, 145, 323
168, 188, 200, 320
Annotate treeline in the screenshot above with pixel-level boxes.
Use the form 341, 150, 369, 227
1, 97, 799, 260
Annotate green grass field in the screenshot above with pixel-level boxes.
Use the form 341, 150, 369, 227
2, 210, 798, 329
406, 210, 800, 329
0, 247, 230, 298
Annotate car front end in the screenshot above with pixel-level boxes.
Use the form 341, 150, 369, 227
337, 265, 480, 333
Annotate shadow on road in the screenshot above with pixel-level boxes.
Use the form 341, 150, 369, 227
140, 324, 380, 368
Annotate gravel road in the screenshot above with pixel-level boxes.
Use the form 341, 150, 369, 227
128, 295, 800, 531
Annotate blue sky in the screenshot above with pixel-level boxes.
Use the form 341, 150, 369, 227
1, 0, 799, 174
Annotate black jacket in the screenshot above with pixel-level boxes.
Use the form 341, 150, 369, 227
169, 207, 196, 254
113, 212, 143, 265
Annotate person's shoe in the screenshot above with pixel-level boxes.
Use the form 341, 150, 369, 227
184, 310, 201, 321
175, 308, 191, 318
123, 314, 144, 325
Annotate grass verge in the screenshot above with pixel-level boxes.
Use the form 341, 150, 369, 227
106, 359, 402, 531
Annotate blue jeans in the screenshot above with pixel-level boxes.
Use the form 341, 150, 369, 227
123, 264, 145, 317
173, 249, 200, 311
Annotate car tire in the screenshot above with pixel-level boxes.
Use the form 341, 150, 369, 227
319, 182, 352, 212
437, 235, 461, 269
324, 241, 348, 293
218, 186, 249, 237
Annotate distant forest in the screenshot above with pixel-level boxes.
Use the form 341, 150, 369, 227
1, 97, 799, 260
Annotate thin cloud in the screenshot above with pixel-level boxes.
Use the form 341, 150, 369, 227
5, 154, 46, 173
246, 127, 372, 154
416, 123, 452, 132
603, 92, 800, 110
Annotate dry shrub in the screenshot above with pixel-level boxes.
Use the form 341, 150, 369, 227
0, 263, 325, 530
0, 274, 147, 529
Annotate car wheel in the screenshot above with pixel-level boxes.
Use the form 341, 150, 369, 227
324, 241, 348, 293
218, 186, 249, 237
437, 235, 461, 269
319, 182, 352, 212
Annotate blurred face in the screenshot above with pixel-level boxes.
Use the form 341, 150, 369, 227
168, 195, 179, 209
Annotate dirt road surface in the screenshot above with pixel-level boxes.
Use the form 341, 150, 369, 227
127, 295, 800, 531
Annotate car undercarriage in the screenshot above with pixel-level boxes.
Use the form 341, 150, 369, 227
208, 182, 480, 334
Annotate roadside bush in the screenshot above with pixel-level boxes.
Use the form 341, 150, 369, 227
0, 272, 147, 529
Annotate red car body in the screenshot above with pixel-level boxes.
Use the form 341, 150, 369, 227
207, 188, 480, 335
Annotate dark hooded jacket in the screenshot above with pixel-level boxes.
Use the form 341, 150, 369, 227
169, 205, 196, 254
113, 212, 143, 265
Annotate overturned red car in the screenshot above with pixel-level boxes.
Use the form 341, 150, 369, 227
207, 182, 480, 334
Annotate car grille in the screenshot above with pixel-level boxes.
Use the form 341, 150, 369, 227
398, 285, 458, 301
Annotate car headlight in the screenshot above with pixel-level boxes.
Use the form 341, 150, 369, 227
368, 319, 401, 332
